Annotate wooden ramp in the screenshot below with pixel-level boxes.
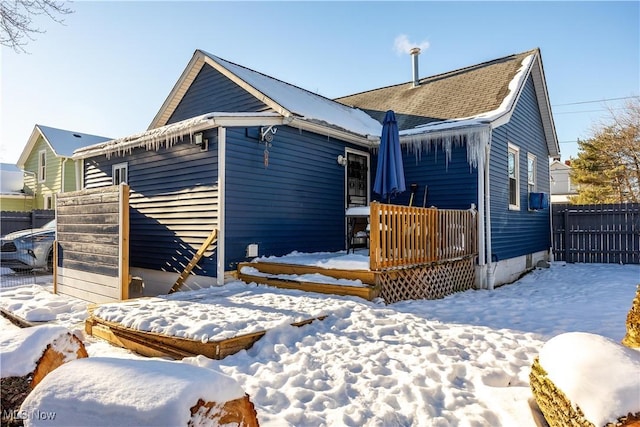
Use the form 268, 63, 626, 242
85, 314, 326, 360
237, 261, 380, 301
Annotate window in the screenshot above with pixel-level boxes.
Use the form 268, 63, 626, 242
38, 150, 46, 182
508, 144, 520, 210
527, 153, 537, 193
43, 194, 54, 210
112, 163, 128, 185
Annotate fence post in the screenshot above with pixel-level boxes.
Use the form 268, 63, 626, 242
563, 208, 571, 263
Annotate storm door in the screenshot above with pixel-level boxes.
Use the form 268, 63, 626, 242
345, 150, 369, 208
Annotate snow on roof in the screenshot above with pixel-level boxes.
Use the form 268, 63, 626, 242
37, 125, 112, 157
0, 163, 21, 172
401, 53, 534, 139
201, 50, 382, 138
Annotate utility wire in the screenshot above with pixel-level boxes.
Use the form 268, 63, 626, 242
552, 95, 639, 107
555, 107, 629, 115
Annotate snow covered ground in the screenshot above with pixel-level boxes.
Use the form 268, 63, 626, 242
1, 259, 638, 426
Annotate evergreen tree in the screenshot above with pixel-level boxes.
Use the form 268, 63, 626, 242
570, 98, 640, 204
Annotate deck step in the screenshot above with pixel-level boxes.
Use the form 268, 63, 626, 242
237, 262, 380, 301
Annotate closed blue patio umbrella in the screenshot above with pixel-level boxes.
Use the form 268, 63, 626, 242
374, 110, 406, 202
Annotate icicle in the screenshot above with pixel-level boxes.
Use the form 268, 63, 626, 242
400, 125, 490, 169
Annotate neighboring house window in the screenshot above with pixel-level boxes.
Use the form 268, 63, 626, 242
38, 150, 46, 182
43, 194, 54, 210
112, 162, 128, 185
527, 153, 537, 193
508, 144, 520, 210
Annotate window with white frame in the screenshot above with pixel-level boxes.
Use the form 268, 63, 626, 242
112, 162, 128, 185
38, 150, 46, 182
43, 194, 54, 210
527, 153, 537, 193
508, 144, 520, 210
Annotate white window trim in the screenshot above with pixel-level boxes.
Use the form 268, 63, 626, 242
508, 143, 520, 211
527, 153, 537, 193
38, 150, 46, 183
43, 193, 54, 210
112, 162, 128, 185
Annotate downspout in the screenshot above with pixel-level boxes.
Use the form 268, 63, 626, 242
74, 159, 83, 190
476, 144, 487, 290
485, 137, 495, 290
216, 127, 226, 286
61, 158, 68, 193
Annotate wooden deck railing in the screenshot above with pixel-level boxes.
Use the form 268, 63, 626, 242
369, 202, 477, 271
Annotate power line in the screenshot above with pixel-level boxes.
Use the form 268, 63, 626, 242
555, 107, 629, 115
552, 95, 639, 107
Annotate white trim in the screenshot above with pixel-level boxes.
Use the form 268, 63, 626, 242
217, 127, 226, 286
476, 142, 486, 290
527, 152, 537, 194
43, 193, 54, 210
61, 158, 68, 192
75, 159, 83, 190
289, 117, 376, 148
491, 250, 550, 287
73, 113, 284, 160
112, 162, 128, 185
508, 143, 520, 210
148, 52, 206, 130
344, 147, 371, 208
38, 149, 46, 182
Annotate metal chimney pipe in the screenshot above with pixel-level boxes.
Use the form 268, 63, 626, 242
410, 47, 421, 87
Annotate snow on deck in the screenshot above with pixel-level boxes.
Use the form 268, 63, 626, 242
254, 250, 370, 271
92, 282, 365, 342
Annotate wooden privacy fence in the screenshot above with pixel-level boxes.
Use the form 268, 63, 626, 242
369, 201, 477, 271
552, 203, 640, 264
55, 185, 130, 303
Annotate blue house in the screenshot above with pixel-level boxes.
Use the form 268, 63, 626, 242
337, 47, 559, 288
73, 47, 558, 293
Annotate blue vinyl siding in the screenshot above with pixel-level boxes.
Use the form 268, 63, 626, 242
167, 64, 269, 125
224, 126, 357, 267
84, 132, 219, 276
380, 144, 478, 209
489, 75, 551, 260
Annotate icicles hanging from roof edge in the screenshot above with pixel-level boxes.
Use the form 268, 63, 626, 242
402, 126, 490, 169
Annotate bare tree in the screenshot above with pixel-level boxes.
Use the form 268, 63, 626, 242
1, 0, 73, 52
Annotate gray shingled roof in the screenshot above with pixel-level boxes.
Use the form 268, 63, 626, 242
335, 49, 538, 131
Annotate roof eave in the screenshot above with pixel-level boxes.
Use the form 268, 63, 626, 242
490, 52, 560, 158
74, 113, 286, 160
288, 117, 377, 148
16, 125, 58, 168
147, 51, 207, 130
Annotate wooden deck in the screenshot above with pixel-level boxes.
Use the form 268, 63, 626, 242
85, 313, 326, 360
237, 261, 380, 301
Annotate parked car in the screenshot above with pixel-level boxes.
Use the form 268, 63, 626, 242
0, 220, 55, 273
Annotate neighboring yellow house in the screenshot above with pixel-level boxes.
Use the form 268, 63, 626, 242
17, 125, 111, 209
0, 163, 33, 211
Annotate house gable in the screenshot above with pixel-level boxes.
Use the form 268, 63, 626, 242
167, 63, 271, 125
148, 50, 381, 142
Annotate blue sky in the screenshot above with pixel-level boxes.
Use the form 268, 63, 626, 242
1, 1, 638, 163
